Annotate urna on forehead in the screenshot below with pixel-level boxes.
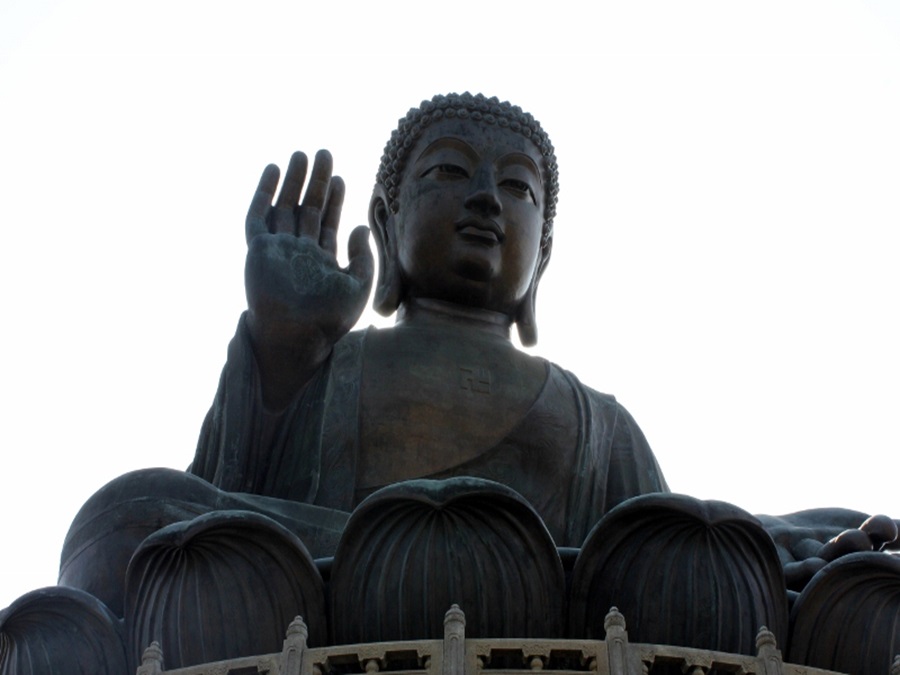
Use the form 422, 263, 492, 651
376, 92, 560, 228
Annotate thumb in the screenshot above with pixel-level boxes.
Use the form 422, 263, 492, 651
347, 225, 375, 289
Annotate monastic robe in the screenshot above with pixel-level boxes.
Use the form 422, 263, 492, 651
190, 314, 668, 552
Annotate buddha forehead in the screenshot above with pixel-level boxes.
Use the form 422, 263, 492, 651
401, 118, 547, 187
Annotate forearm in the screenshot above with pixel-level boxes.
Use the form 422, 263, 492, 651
193, 312, 334, 496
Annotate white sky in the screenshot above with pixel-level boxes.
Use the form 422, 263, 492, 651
1, 1, 898, 610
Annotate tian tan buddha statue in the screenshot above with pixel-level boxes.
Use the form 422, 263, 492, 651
1, 93, 897, 675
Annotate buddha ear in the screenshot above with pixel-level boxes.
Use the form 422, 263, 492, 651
515, 228, 553, 347
369, 186, 404, 316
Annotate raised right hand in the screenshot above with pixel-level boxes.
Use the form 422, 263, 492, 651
244, 150, 374, 407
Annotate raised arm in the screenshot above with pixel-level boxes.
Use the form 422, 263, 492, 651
244, 150, 374, 410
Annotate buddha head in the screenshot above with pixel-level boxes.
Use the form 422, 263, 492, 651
369, 93, 559, 346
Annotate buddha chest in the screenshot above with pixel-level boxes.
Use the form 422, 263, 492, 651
357, 324, 548, 490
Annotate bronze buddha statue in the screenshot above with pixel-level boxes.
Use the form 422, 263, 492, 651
2, 93, 895, 675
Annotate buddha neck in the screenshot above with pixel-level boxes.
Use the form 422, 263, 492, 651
395, 298, 513, 341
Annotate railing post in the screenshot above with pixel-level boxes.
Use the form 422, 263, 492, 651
280, 616, 309, 675
604, 607, 637, 675
755, 626, 783, 675
443, 604, 466, 675
136, 641, 164, 675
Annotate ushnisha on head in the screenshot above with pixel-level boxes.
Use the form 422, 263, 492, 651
368, 92, 559, 346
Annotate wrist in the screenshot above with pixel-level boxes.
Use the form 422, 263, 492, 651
246, 311, 334, 411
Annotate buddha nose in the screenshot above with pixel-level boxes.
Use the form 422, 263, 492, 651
464, 167, 502, 217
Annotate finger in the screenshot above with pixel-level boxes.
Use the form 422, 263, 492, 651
269, 152, 308, 234
819, 528, 872, 562
297, 149, 333, 239
346, 225, 375, 288
276, 151, 308, 209
860, 514, 899, 550
246, 163, 280, 245
319, 175, 345, 256
784, 557, 826, 592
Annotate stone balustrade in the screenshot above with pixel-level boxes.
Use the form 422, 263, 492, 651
136, 606, 863, 675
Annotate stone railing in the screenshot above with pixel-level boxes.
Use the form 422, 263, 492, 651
136, 606, 885, 675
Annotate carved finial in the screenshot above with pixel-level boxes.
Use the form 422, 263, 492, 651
890, 654, 900, 675
604, 607, 626, 632
286, 615, 309, 641
755, 626, 777, 652
444, 603, 466, 627
136, 641, 164, 675
141, 641, 164, 665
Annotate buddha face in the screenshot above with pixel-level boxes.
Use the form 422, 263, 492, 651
387, 118, 547, 318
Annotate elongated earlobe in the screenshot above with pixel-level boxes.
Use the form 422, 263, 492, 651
374, 257, 403, 316
515, 288, 538, 347
369, 190, 404, 316
516, 228, 552, 347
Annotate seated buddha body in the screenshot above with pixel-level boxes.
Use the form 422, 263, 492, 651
60, 95, 893, 607
188, 94, 668, 549
57, 96, 668, 622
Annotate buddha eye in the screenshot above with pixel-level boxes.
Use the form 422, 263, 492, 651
501, 179, 536, 204
422, 164, 469, 179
